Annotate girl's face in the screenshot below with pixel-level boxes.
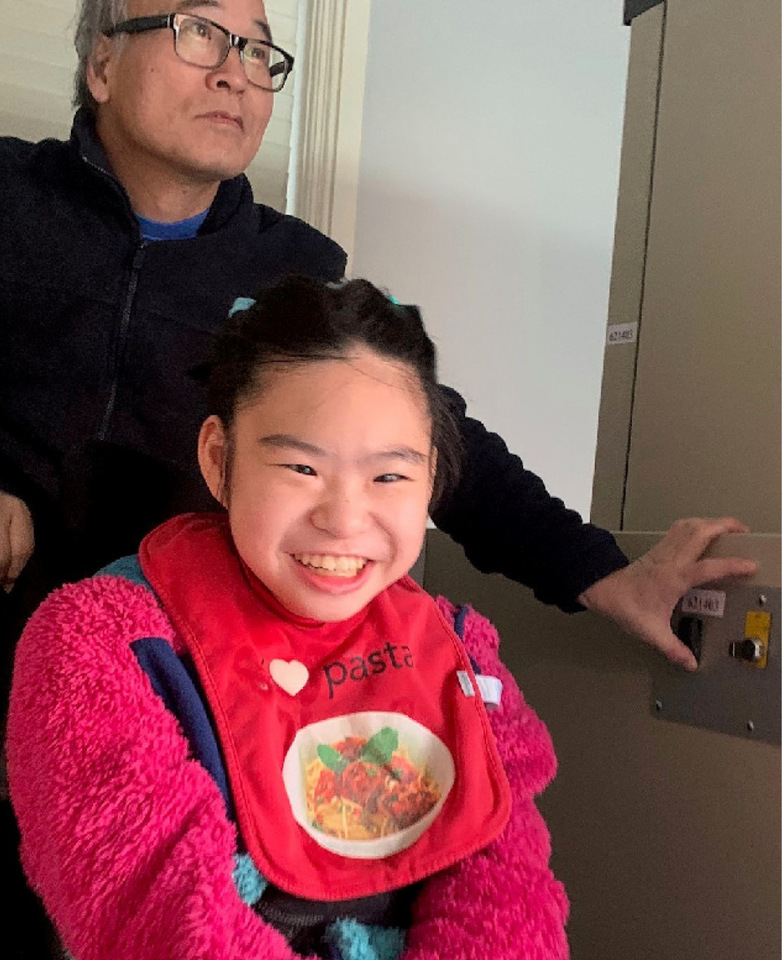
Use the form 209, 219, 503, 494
198, 348, 436, 622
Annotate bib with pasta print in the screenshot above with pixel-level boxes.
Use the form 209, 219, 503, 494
140, 514, 511, 901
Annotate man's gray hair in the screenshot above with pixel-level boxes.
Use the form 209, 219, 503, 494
73, 0, 128, 113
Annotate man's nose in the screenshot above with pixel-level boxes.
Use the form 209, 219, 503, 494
208, 45, 249, 91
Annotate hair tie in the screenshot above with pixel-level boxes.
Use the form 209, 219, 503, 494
229, 296, 257, 317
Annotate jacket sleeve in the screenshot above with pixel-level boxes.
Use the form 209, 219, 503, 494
6, 576, 309, 960
401, 601, 569, 960
431, 385, 628, 612
0, 453, 40, 515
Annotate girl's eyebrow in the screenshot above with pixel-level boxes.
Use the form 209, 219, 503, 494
259, 434, 325, 456
369, 448, 429, 465
258, 435, 429, 465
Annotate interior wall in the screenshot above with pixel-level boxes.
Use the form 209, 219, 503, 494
351, 0, 630, 518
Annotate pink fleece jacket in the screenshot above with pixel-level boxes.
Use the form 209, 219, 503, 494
7, 575, 568, 960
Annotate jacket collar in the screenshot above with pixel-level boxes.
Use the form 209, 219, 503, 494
69, 108, 253, 233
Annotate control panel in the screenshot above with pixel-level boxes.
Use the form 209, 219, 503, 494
653, 585, 780, 743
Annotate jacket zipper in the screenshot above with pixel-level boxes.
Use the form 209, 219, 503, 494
78, 151, 148, 444
97, 241, 146, 442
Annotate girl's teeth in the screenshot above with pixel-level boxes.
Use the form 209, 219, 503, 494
296, 554, 368, 577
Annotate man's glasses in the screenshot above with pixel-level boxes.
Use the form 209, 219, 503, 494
104, 13, 294, 92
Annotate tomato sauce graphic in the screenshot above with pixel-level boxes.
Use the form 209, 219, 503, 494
305, 728, 442, 841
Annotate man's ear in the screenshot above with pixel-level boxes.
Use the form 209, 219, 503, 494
198, 415, 230, 507
85, 34, 116, 105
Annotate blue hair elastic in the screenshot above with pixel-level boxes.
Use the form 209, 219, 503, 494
229, 296, 256, 317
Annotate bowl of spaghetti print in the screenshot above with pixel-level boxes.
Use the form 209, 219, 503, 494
283, 711, 455, 859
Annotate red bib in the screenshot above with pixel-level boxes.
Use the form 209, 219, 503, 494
140, 514, 510, 901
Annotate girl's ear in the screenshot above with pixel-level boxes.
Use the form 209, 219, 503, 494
198, 416, 230, 506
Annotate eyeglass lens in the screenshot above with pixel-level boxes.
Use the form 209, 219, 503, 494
173, 14, 289, 91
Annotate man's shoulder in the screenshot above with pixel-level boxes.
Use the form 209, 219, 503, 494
248, 202, 347, 277
0, 130, 67, 161
0, 133, 37, 170
0, 131, 70, 190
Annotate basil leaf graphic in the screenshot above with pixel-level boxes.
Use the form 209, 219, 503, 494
318, 744, 348, 773
360, 727, 398, 766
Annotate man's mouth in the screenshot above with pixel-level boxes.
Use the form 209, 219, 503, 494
200, 111, 244, 130
293, 554, 370, 578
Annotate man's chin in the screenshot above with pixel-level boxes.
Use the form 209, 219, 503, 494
192, 161, 248, 184
172, 150, 253, 186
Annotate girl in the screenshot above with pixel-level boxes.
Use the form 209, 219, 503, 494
7, 278, 568, 960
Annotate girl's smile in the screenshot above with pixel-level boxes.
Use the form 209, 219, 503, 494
292, 553, 371, 577
289, 554, 376, 597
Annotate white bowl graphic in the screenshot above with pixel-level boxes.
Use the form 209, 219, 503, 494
283, 711, 455, 859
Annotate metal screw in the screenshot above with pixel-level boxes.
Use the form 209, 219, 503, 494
747, 721, 755, 733
758, 595, 767, 606
655, 700, 663, 712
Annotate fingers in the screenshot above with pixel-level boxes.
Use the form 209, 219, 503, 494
0, 494, 34, 593
661, 516, 750, 565
666, 638, 699, 672
689, 556, 758, 588
6, 506, 34, 584
0, 538, 9, 586
642, 623, 699, 671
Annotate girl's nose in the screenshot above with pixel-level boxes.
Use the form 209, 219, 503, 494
310, 488, 370, 539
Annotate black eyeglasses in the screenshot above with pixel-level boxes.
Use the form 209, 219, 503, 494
105, 12, 294, 92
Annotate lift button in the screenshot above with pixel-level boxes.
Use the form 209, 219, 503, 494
729, 638, 763, 663
729, 611, 771, 669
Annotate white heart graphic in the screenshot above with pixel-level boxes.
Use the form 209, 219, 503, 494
269, 659, 309, 696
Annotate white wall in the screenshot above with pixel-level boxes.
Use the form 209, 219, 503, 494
351, 1, 630, 519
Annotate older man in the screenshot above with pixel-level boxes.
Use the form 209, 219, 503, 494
0, 0, 755, 664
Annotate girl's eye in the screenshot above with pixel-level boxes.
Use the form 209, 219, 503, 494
374, 473, 406, 484
285, 464, 317, 476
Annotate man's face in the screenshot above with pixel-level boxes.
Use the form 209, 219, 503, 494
88, 0, 275, 185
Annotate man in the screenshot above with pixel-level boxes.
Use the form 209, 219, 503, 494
0, 0, 755, 664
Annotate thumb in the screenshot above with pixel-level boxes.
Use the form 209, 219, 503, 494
645, 623, 699, 672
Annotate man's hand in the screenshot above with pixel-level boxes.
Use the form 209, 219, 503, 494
578, 517, 758, 671
0, 492, 34, 593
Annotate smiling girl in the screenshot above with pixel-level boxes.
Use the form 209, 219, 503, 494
7, 278, 568, 960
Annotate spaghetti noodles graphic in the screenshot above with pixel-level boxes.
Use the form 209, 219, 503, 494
284, 712, 455, 858
305, 727, 441, 841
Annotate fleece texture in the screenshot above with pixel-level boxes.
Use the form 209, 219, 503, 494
7, 576, 568, 960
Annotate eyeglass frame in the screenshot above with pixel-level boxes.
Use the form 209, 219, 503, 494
104, 12, 295, 91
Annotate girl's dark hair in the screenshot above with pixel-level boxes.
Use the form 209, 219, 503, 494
203, 276, 461, 508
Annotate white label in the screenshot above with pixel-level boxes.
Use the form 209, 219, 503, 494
456, 670, 475, 697
475, 675, 503, 709
681, 589, 726, 618
606, 322, 638, 346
